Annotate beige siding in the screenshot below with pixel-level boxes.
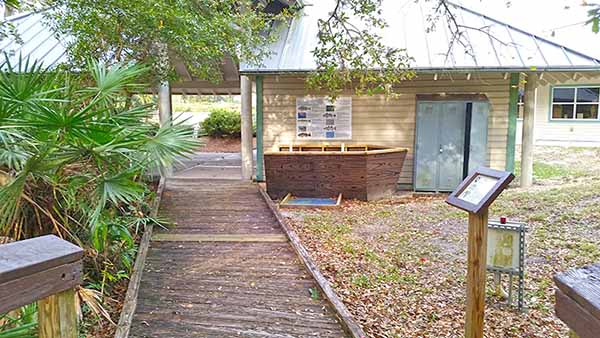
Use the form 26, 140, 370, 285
517, 72, 600, 146
261, 73, 510, 187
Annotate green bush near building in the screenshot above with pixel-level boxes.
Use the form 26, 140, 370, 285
201, 108, 242, 137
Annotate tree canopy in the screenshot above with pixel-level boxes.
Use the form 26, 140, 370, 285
6, 0, 600, 96
45, 0, 292, 83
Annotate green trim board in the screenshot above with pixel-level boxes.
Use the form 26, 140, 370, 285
256, 75, 265, 181
505, 73, 519, 173
547, 84, 600, 123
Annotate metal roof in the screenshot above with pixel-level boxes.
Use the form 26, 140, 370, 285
240, 0, 600, 73
1, 10, 69, 68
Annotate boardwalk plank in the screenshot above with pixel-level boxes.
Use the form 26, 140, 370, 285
129, 178, 348, 338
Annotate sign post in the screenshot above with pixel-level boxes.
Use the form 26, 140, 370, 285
446, 167, 515, 338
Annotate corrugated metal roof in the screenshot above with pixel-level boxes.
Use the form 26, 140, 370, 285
241, 0, 600, 73
0, 10, 69, 68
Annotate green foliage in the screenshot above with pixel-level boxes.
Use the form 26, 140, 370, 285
0, 303, 37, 338
588, 5, 600, 33
0, 0, 22, 42
0, 56, 197, 330
308, 0, 415, 98
200, 108, 242, 138
44, 0, 292, 82
308, 287, 320, 301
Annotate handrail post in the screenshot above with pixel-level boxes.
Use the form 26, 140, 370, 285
0, 235, 83, 338
38, 288, 78, 338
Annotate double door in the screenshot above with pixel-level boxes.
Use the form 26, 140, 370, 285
415, 101, 489, 191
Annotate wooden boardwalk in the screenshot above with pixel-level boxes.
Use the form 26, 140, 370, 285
129, 178, 348, 338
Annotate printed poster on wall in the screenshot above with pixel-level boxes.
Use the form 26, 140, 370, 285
296, 97, 352, 140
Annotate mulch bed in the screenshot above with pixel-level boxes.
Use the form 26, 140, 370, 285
197, 136, 256, 153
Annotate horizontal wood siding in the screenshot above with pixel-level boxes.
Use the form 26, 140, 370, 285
261, 74, 510, 187
531, 72, 600, 145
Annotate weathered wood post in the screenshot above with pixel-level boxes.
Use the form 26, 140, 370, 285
157, 80, 173, 177
240, 75, 254, 180
158, 80, 172, 128
521, 73, 537, 187
465, 209, 488, 338
446, 168, 514, 338
0, 235, 83, 338
38, 289, 78, 338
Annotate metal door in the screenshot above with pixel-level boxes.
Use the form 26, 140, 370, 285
436, 102, 466, 191
415, 101, 488, 192
468, 102, 489, 173
414, 102, 441, 191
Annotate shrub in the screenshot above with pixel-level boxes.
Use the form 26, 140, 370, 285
201, 108, 241, 137
0, 57, 198, 332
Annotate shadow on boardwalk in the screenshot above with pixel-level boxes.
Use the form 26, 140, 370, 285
129, 177, 348, 338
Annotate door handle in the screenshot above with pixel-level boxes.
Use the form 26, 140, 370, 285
439, 146, 443, 153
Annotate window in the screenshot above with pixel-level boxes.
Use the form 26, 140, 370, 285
551, 86, 600, 120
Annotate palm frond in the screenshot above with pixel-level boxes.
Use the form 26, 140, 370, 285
0, 173, 27, 236
90, 170, 145, 226
141, 122, 199, 175
77, 287, 115, 325
0, 55, 68, 116
80, 60, 148, 107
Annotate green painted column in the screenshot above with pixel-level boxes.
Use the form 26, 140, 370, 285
505, 73, 519, 173
256, 75, 265, 181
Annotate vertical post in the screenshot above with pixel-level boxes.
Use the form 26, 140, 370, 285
38, 289, 78, 338
520, 73, 537, 187
465, 209, 489, 338
505, 73, 520, 173
255, 75, 265, 181
240, 75, 254, 180
158, 81, 172, 127
157, 80, 173, 177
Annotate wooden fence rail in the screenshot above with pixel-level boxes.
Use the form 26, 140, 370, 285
554, 263, 600, 338
0, 235, 83, 338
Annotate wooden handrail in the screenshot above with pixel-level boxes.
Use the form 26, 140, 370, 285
0, 235, 83, 338
554, 263, 600, 338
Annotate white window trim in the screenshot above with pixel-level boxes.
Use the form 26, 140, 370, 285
550, 86, 600, 121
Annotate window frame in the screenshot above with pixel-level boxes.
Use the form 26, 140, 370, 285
549, 85, 600, 122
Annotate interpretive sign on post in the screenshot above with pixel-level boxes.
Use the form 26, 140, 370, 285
446, 167, 515, 338
296, 96, 352, 140
447, 167, 514, 214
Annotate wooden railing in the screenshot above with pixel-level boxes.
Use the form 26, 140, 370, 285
0, 235, 83, 338
554, 263, 600, 338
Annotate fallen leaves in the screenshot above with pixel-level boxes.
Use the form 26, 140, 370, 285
286, 166, 600, 337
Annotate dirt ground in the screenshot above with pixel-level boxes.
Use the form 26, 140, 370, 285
196, 136, 256, 153
283, 146, 600, 338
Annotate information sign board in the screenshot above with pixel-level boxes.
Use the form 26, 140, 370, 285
296, 97, 352, 140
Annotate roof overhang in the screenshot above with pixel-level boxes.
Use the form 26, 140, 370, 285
240, 66, 600, 75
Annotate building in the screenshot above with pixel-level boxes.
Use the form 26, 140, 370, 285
239, 0, 600, 191
3, 2, 600, 191
516, 74, 600, 146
